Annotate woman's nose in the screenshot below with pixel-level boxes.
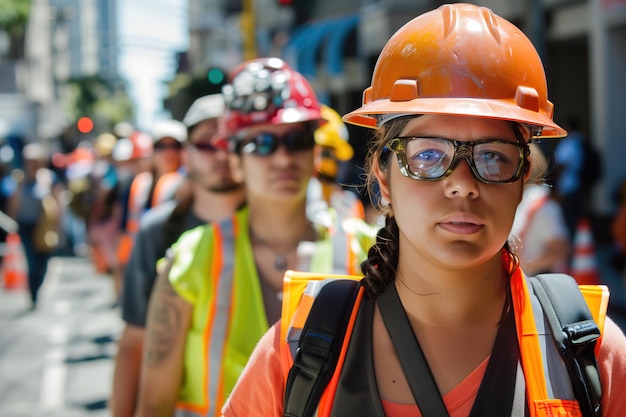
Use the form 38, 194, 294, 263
443, 157, 480, 198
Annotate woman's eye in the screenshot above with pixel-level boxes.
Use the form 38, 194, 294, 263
410, 149, 444, 162
478, 150, 508, 163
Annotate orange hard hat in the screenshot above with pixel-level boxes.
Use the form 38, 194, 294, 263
343, 3, 566, 139
67, 146, 94, 165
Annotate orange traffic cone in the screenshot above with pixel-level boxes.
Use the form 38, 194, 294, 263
2, 232, 28, 290
570, 218, 601, 285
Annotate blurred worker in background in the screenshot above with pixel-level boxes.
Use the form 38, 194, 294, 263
511, 144, 570, 275
113, 121, 185, 301
110, 94, 245, 417
307, 104, 365, 222
135, 57, 374, 417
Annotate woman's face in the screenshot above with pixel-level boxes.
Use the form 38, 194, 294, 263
376, 114, 526, 269
234, 122, 314, 203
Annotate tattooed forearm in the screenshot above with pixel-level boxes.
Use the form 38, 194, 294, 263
144, 269, 182, 367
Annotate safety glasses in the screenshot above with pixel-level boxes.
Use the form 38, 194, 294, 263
239, 130, 315, 156
154, 141, 183, 151
189, 138, 229, 153
385, 137, 528, 184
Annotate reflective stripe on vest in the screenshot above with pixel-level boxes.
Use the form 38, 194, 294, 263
120, 172, 183, 265
173, 207, 367, 417
152, 171, 183, 207
513, 268, 609, 417
175, 217, 236, 417
126, 171, 183, 234
126, 172, 152, 234
280, 265, 609, 416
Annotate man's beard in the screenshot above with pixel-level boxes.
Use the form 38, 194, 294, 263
207, 182, 242, 194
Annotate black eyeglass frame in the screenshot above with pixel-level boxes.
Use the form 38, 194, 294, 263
385, 137, 529, 184
188, 140, 229, 153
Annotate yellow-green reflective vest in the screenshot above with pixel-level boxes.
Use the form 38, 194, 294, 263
168, 206, 376, 417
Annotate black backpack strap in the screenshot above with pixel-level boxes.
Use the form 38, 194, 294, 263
529, 274, 602, 417
284, 279, 361, 417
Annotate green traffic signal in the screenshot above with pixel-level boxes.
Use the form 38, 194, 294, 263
207, 68, 225, 85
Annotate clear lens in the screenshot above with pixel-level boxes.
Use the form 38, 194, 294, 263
473, 142, 522, 182
405, 138, 453, 178
390, 137, 525, 183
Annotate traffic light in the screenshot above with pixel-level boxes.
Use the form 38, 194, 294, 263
207, 68, 226, 86
77, 117, 94, 134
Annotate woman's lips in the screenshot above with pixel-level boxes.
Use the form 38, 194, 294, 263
438, 221, 483, 235
438, 213, 484, 235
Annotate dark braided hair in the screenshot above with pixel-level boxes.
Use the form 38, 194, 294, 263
360, 215, 399, 297
360, 116, 411, 297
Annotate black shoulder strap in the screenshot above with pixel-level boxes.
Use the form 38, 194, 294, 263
284, 279, 361, 417
529, 274, 602, 417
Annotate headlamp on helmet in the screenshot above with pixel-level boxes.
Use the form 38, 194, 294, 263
221, 58, 323, 144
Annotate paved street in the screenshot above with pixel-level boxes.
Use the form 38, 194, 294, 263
0, 249, 624, 417
0, 256, 121, 417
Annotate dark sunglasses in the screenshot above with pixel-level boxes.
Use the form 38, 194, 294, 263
385, 137, 528, 184
238, 131, 315, 156
189, 139, 229, 153
154, 141, 183, 151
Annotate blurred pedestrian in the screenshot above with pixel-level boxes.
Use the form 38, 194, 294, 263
135, 58, 374, 417
110, 94, 245, 417
553, 117, 595, 240
511, 144, 570, 275
7, 143, 62, 308
65, 143, 95, 256
87, 132, 121, 275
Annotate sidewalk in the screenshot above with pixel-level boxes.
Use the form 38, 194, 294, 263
0, 255, 122, 417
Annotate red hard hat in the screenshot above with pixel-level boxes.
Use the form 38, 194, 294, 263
129, 131, 154, 159
343, 3, 566, 139
221, 57, 323, 136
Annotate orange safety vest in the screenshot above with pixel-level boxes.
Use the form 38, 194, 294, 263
280, 265, 609, 417
117, 171, 184, 264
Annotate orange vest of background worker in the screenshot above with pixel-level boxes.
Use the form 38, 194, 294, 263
116, 120, 186, 266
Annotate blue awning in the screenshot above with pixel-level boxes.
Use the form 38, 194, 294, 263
324, 14, 359, 76
283, 14, 359, 78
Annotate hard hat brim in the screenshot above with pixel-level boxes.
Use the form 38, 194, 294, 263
343, 97, 567, 139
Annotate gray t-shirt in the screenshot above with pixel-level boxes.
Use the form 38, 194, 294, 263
120, 199, 204, 327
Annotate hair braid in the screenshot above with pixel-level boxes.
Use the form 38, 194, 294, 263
360, 215, 400, 297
